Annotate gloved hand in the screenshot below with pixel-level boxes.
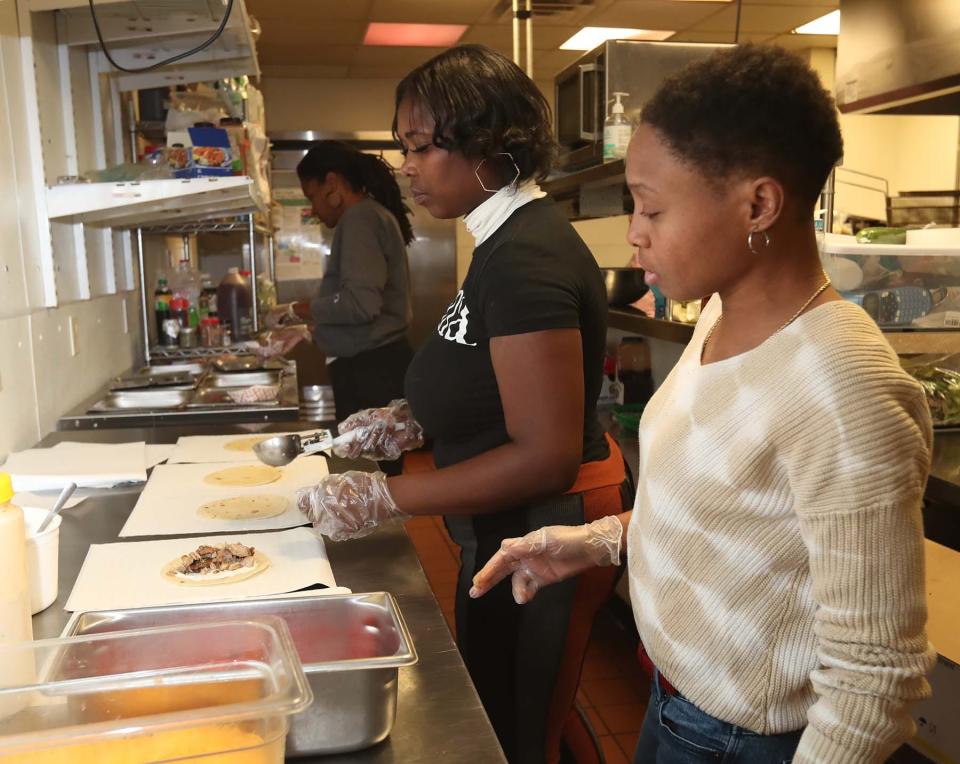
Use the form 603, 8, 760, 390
296, 470, 409, 541
334, 399, 424, 461
469, 515, 624, 604
256, 326, 311, 362
264, 302, 297, 330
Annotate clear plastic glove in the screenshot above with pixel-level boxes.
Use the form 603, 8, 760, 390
264, 303, 296, 330
256, 326, 311, 362
296, 470, 409, 541
335, 399, 424, 461
469, 515, 624, 604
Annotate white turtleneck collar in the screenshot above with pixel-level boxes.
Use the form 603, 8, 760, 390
463, 179, 546, 246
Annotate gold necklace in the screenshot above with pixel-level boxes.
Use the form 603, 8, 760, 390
703, 277, 832, 350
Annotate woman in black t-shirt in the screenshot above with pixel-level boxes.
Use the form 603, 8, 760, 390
298, 46, 631, 764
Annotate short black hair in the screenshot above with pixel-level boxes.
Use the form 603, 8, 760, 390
641, 44, 843, 206
297, 140, 414, 245
393, 44, 555, 182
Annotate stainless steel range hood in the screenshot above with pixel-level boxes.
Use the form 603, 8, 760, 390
836, 0, 960, 115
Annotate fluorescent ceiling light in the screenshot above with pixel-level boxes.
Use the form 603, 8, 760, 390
560, 27, 675, 50
363, 22, 467, 47
793, 10, 840, 35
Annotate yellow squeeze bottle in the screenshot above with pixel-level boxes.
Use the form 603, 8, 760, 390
0, 472, 34, 718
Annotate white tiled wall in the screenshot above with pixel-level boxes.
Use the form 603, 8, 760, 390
0, 1, 140, 459
0, 294, 140, 457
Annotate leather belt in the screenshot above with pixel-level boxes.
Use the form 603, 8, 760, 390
637, 643, 681, 698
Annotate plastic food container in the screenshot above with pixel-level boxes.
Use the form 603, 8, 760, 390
62, 592, 418, 756
0, 619, 312, 762
821, 233, 960, 329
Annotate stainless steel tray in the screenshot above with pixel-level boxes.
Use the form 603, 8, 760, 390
208, 369, 281, 387
61, 592, 417, 756
212, 354, 261, 372
110, 372, 195, 391
188, 388, 279, 407
141, 362, 206, 376
91, 388, 192, 410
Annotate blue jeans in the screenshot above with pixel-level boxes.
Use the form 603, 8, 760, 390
633, 672, 803, 763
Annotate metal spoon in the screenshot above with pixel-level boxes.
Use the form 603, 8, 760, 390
253, 430, 357, 467
37, 482, 77, 534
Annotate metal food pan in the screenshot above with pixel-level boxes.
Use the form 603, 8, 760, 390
110, 372, 196, 391
93, 388, 192, 410
61, 592, 417, 756
208, 369, 281, 387
143, 362, 206, 376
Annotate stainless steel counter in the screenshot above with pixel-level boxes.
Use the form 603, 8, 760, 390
31, 424, 506, 764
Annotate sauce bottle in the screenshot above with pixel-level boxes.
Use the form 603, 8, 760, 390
0, 472, 34, 719
154, 277, 172, 342
218, 268, 251, 341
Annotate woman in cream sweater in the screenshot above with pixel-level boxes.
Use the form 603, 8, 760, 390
470, 44, 935, 764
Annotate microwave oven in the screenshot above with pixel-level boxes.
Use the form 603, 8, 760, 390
554, 40, 730, 171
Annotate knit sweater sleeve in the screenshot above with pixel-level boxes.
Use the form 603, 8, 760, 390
785, 338, 937, 763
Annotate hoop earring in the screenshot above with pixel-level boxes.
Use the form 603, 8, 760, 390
747, 229, 771, 255
475, 152, 521, 193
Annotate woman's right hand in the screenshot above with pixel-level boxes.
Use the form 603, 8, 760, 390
469, 515, 626, 604
335, 399, 424, 461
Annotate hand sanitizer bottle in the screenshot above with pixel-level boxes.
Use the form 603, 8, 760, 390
603, 92, 632, 162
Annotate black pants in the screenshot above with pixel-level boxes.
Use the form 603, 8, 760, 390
445, 491, 620, 764
328, 337, 413, 476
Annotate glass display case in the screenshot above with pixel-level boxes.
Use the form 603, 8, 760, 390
821, 232, 960, 330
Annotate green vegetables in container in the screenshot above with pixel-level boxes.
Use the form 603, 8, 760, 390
908, 365, 960, 425
855, 227, 907, 245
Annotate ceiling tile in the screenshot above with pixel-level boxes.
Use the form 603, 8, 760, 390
483, 0, 615, 27
686, 3, 838, 34
583, 0, 728, 30
256, 18, 366, 46
460, 23, 513, 48
256, 42, 358, 66
368, 0, 495, 24
351, 45, 448, 69
247, 0, 373, 21
668, 29, 772, 43
260, 63, 352, 78
740, 0, 835, 5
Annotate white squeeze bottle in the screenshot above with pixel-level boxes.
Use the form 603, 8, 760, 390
603, 92, 632, 162
0, 472, 34, 718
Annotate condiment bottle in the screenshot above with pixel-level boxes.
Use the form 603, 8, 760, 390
169, 298, 190, 329
217, 268, 251, 341
201, 317, 222, 347
617, 337, 653, 405
0, 472, 34, 718
154, 277, 172, 342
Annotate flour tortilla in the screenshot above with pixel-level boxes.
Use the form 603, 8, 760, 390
161, 550, 271, 587
202, 465, 281, 487
223, 435, 272, 453
197, 495, 288, 520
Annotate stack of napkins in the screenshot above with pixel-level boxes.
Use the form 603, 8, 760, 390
3, 442, 151, 491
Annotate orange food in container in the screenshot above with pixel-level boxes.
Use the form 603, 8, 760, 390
0, 619, 311, 763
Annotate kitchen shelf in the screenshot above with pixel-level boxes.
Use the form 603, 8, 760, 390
30, 0, 259, 91
46, 177, 262, 229
608, 308, 695, 344
543, 160, 632, 220
543, 160, 626, 198
141, 215, 272, 236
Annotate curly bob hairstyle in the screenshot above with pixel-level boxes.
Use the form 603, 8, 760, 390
393, 45, 555, 182
641, 44, 843, 206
